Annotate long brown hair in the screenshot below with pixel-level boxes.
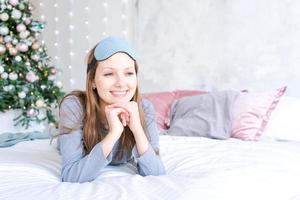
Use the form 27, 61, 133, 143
60, 47, 148, 160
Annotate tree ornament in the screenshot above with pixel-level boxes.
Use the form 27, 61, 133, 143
43, 70, 48, 77
36, 99, 45, 108
5, 43, 13, 49
24, 18, 31, 25
4, 35, 12, 43
9, 72, 18, 80
12, 39, 18, 45
9, 0, 19, 6
1, 72, 8, 79
18, 3, 25, 10
11, 9, 22, 19
17, 43, 28, 52
9, 47, 18, 56
49, 67, 57, 75
26, 107, 37, 117
0, 26, 9, 35
0, 44, 6, 55
0, 5, 6, 13
26, 71, 39, 83
37, 63, 43, 70
31, 54, 40, 61
30, 21, 45, 32
16, 24, 26, 32
3, 86, 9, 92
31, 42, 39, 50
40, 85, 46, 90
18, 91, 26, 99
19, 30, 29, 39
56, 81, 63, 88
8, 85, 15, 91
15, 55, 22, 62
0, 13, 9, 21
0, 65, 4, 73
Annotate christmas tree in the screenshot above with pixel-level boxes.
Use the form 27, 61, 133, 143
0, 0, 64, 129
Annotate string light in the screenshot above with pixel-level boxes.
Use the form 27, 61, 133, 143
53, 0, 60, 73
102, 0, 108, 37
69, 79, 75, 85
69, 0, 75, 89
121, 0, 128, 38
102, 17, 108, 24
84, 0, 90, 61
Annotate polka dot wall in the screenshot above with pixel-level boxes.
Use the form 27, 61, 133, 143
31, 0, 135, 92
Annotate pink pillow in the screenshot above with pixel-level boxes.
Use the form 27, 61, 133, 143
142, 90, 206, 130
231, 86, 287, 141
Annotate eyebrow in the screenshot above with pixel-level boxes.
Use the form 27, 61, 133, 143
102, 66, 135, 70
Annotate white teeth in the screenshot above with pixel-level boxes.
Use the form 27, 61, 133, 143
111, 91, 127, 95
112, 91, 126, 94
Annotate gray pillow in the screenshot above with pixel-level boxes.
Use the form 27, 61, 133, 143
166, 90, 239, 139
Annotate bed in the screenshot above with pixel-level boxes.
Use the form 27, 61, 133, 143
1, 88, 300, 200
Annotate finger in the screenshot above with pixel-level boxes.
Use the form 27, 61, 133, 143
125, 112, 130, 123
120, 113, 126, 126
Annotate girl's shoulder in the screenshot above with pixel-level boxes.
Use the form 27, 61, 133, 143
61, 95, 84, 111
59, 95, 85, 125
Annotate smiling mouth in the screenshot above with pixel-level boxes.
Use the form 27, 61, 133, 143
110, 90, 128, 97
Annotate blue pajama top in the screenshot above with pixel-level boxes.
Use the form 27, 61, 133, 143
57, 95, 166, 183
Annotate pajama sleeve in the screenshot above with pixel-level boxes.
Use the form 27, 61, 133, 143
132, 99, 166, 176
58, 95, 112, 183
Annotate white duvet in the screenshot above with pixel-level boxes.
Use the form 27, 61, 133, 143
0, 136, 300, 200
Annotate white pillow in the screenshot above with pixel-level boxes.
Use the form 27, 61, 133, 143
263, 97, 300, 141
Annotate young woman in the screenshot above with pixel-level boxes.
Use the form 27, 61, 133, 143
57, 36, 166, 183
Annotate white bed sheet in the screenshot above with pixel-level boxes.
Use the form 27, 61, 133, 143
0, 135, 300, 200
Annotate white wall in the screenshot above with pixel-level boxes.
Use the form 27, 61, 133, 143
136, 0, 300, 97
33, 0, 300, 97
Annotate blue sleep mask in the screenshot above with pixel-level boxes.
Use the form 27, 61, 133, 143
87, 36, 137, 73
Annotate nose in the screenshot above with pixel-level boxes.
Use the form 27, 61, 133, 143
115, 74, 126, 87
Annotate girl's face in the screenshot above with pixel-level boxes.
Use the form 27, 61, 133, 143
93, 52, 137, 106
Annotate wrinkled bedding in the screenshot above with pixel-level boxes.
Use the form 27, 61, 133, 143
0, 135, 300, 200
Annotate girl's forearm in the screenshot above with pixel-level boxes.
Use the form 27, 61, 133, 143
101, 132, 119, 158
133, 127, 149, 156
